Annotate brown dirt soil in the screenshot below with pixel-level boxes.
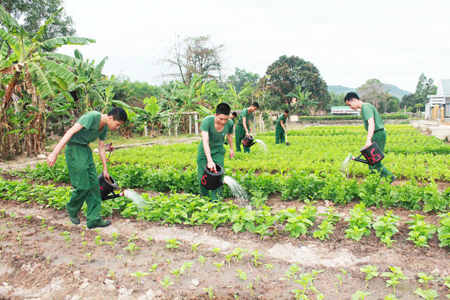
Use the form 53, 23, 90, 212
0, 194, 450, 300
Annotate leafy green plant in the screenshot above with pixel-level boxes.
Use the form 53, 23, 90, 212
251, 249, 264, 267
437, 212, 450, 247
236, 270, 247, 280
345, 204, 373, 241
165, 238, 182, 250
417, 272, 434, 289
40, 219, 47, 233
231, 247, 248, 262
192, 242, 202, 253
413, 288, 439, 300
246, 282, 254, 297
382, 267, 408, 294
130, 271, 149, 284
170, 266, 185, 283
406, 214, 436, 247
372, 211, 401, 248
85, 253, 93, 263
203, 287, 214, 300
150, 263, 158, 276
360, 265, 379, 289
160, 275, 174, 291
352, 291, 371, 300
280, 263, 301, 285
384, 294, 398, 300
123, 242, 140, 255
212, 247, 221, 258
147, 236, 153, 246
108, 270, 115, 280
213, 261, 224, 276
166, 259, 172, 269
198, 255, 207, 267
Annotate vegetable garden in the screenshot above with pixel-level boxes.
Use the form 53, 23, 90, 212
1, 124, 450, 299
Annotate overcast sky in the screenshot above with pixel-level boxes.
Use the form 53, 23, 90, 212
58, 0, 450, 93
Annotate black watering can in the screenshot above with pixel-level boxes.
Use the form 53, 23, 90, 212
98, 173, 123, 200
201, 163, 224, 190
242, 135, 256, 147
351, 142, 385, 165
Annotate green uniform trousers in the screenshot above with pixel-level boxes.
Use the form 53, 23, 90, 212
65, 144, 102, 227
370, 129, 393, 179
197, 145, 225, 201
235, 124, 250, 153
275, 126, 286, 144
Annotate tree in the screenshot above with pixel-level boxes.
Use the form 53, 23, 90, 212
226, 68, 259, 94
162, 35, 224, 86
386, 96, 400, 113
0, 6, 94, 156
260, 55, 330, 110
329, 91, 346, 107
401, 74, 437, 112
0, 0, 75, 42
284, 86, 317, 115
357, 79, 390, 111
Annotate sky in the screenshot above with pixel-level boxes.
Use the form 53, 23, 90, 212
58, 0, 450, 93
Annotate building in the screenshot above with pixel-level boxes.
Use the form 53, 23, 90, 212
330, 106, 360, 116
425, 79, 450, 119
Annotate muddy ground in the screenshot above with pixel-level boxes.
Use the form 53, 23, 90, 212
0, 192, 449, 300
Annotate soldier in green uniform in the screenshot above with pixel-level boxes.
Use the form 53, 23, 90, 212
275, 109, 289, 144
224, 112, 237, 146
197, 103, 235, 201
46, 108, 128, 228
235, 102, 259, 153
344, 92, 395, 182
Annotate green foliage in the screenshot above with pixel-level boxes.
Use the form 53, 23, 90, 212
360, 265, 379, 289
406, 214, 436, 247
438, 213, 450, 248
372, 211, 401, 248
381, 267, 408, 294
345, 204, 373, 241
413, 287, 439, 300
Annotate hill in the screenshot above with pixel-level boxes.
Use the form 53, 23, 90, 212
328, 84, 412, 100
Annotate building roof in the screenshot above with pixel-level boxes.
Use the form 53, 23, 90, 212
330, 106, 353, 110
428, 79, 450, 98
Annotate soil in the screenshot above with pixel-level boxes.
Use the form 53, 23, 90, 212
1, 193, 450, 300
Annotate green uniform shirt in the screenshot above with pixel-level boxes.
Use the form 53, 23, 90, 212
200, 115, 234, 149
70, 111, 108, 145
276, 114, 287, 127
237, 108, 252, 128
361, 103, 384, 131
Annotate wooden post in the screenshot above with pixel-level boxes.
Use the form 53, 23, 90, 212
189, 114, 192, 134
168, 118, 171, 136
441, 107, 444, 123
194, 114, 199, 135
144, 124, 148, 137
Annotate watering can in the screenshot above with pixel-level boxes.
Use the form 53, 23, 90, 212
98, 173, 123, 200
201, 163, 224, 190
351, 142, 385, 165
242, 135, 256, 147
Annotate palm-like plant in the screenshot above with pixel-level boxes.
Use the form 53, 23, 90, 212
284, 86, 318, 116
0, 6, 95, 155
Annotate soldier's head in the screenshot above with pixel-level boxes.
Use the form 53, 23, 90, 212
344, 92, 362, 110
249, 102, 259, 112
215, 103, 231, 125
107, 107, 128, 130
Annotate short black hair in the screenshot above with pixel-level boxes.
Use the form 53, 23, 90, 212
232, 112, 237, 117
284, 109, 289, 113
108, 107, 128, 122
251, 102, 260, 109
344, 92, 359, 102
216, 103, 231, 116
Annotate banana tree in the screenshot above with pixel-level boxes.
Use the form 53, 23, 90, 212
133, 96, 168, 137
284, 86, 317, 115
0, 6, 95, 155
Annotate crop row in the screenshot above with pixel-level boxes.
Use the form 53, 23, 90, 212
1, 177, 450, 250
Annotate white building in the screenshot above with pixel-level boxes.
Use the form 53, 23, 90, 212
330, 106, 360, 116
425, 79, 450, 119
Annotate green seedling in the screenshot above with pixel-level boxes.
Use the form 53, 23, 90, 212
165, 238, 182, 250
160, 275, 174, 291
150, 263, 158, 276
280, 263, 301, 285
46, 255, 51, 264
225, 253, 233, 268
94, 235, 102, 246
192, 242, 202, 254
130, 271, 149, 284
232, 247, 248, 262
246, 282, 254, 297
0, 210, 5, 218
105, 259, 109, 268
170, 266, 185, 283
291, 289, 306, 300
128, 232, 139, 242
352, 291, 371, 300
384, 295, 399, 300
111, 232, 119, 242
255, 275, 261, 287
102, 241, 115, 249
406, 214, 436, 247
81, 241, 87, 253
335, 282, 339, 294
413, 288, 439, 300
147, 236, 153, 246
93, 228, 102, 234
16, 232, 21, 247
80, 230, 85, 241
166, 259, 172, 269
382, 267, 408, 294
123, 243, 140, 255
60, 231, 71, 248
234, 295, 239, 300
372, 211, 401, 248
251, 249, 264, 267
198, 255, 207, 267
417, 272, 434, 289
183, 262, 194, 276
203, 287, 214, 300
7, 222, 12, 227
335, 274, 343, 285
212, 247, 221, 258
10, 213, 16, 218
108, 270, 115, 280
360, 265, 379, 289
40, 219, 47, 233
265, 263, 274, 281
213, 261, 224, 276
48, 226, 54, 233
85, 252, 93, 263
311, 269, 324, 280
152, 252, 156, 260
236, 270, 247, 280
67, 261, 74, 268
294, 273, 314, 292
444, 276, 450, 289
66, 221, 71, 231
115, 255, 122, 262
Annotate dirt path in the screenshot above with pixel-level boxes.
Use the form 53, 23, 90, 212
0, 197, 449, 299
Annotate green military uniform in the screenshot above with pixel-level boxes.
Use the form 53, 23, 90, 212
66, 111, 107, 227
275, 113, 287, 144
197, 115, 234, 201
361, 103, 393, 179
235, 108, 253, 153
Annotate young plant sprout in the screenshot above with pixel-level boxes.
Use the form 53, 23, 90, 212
108, 270, 115, 281
413, 288, 439, 300
360, 265, 379, 289
212, 247, 221, 258
251, 249, 264, 267
198, 255, 207, 267
85, 252, 93, 263
80, 230, 85, 241
246, 282, 254, 297
16, 231, 21, 247
150, 263, 158, 277
160, 276, 174, 291
60, 231, 71, 248
203, 287, 214, 300
123, 242, 140, 255
264, 263, 274, 281
46, 255, 51, 264
166, 259, 172, 269
111, 232, 119, 242
213, 261, 224, 276
48, 226, 54, 233
147, 236, 153, 246
170, 267, 185, 283
255, 275, 261, 287
384, 294, 399, 300
192, 242, 202, 254
183, 262, 194, 276
67, 261, 74, 268
81, 241, 87, 253
232, 247, 248, 262
40, 219, 47, 233
94, 235, 102, 246
417, 272, 434, 289
115, 255, 123, 262
236, 270, 247, 280
130, 271, 149, 284
165, 238, 182, 250
311, 269, 324, 280
352, 291, 371, 300
382, 267, 408, 294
